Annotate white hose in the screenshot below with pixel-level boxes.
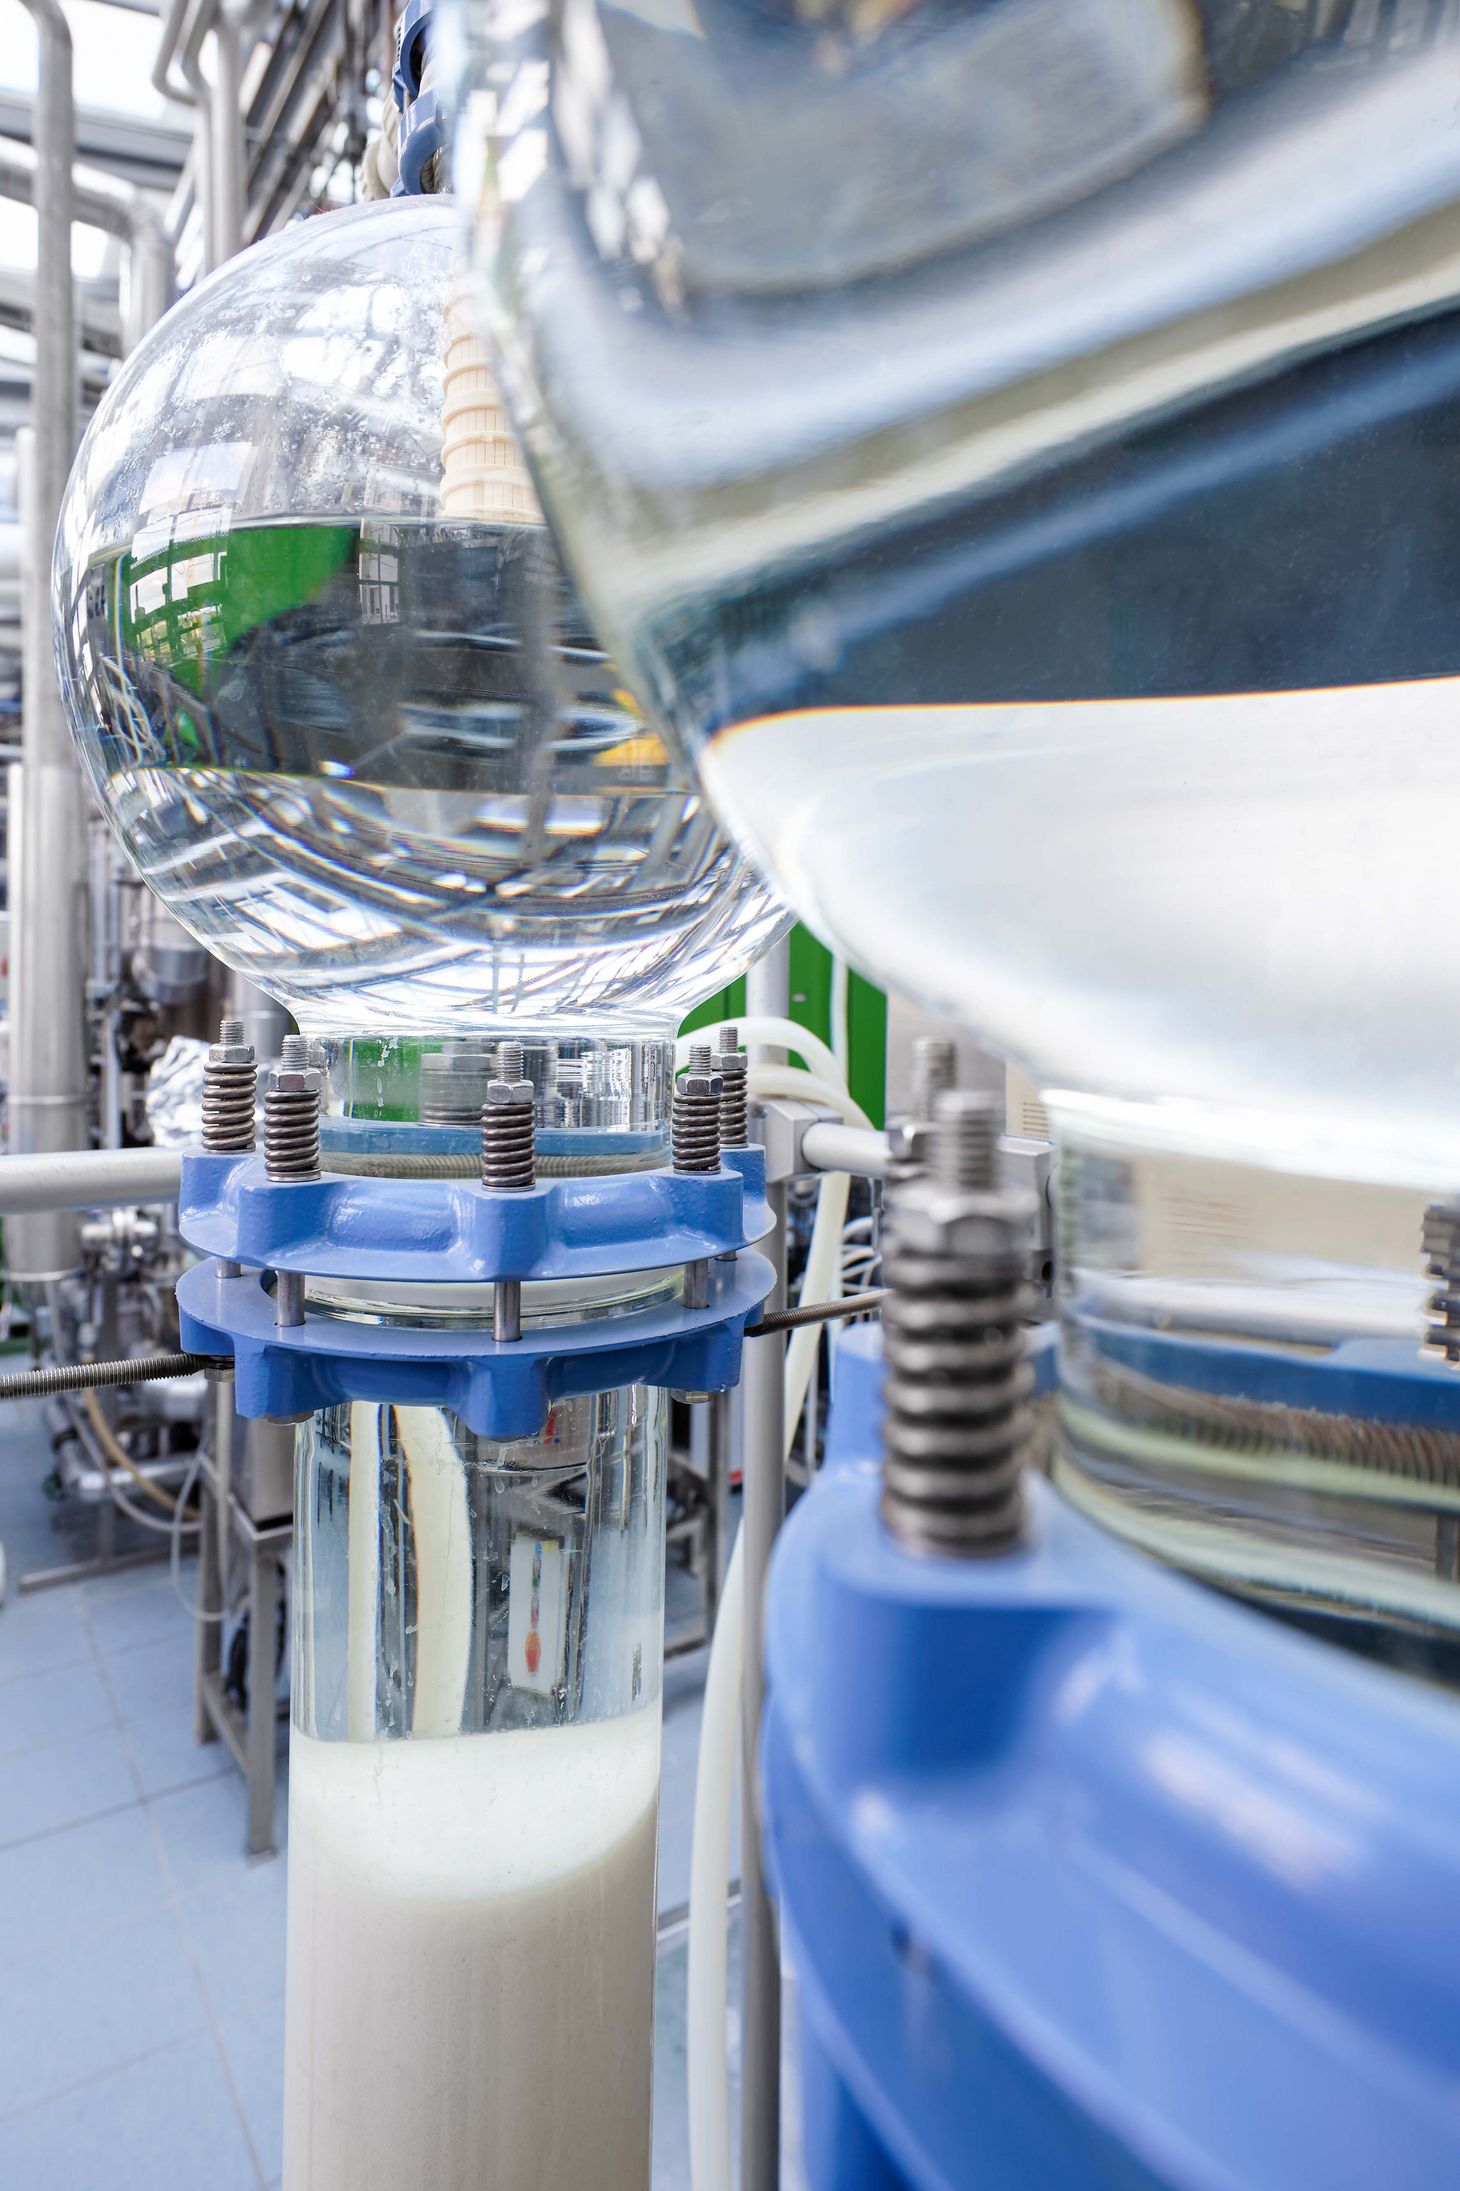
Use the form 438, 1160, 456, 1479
686, 1061, 867, 2191
830, 956, 850, 1085
687, 1531, 744, 2191
675, 1016, 842, 1090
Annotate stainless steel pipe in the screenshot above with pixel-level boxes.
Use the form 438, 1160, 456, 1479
0, 1145, 183, 1215
740, 1178, 787, 2191
799, 1121, 889, 1179
0, 138, 175, 349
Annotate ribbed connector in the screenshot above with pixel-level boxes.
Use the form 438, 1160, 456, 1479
716, 1024, 749, 1148
441, 284, 544, 523
419, 1043, 492, 1127
674, 1046, 723, 1174
880, 1091, 1034, 1556
264, 1034, 321, 1182
201, 1015, 256, 1154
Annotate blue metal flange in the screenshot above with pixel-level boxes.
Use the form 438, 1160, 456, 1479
177, 1146, 770, 1284
178, 1248, 774, 1440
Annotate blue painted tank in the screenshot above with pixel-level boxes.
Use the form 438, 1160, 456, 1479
763, 1324, 1460, 2190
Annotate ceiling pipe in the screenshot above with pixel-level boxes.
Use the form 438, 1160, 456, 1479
0, 138, 176, 350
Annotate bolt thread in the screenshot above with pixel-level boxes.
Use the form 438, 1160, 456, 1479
717, 1048, 749, 1146
264, 1085, 321, 1180
481, 1094, 536, 1190
279, 1032, 310, 1072
933, 1089, 999, 1191
880, 1231, 1033, 1554
202, 1057, 256, 1153
218, 1016, 245, 1047
911, 1036, 957, 1123
0, 1351, 211, 1402
717, 1024, 739, 1055
673, 1070, 722, 1174
495, 1039, 525, 1085
1423, 1200, 1460, 1363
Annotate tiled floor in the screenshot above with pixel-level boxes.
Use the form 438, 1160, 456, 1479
0, 1402, 737, 2189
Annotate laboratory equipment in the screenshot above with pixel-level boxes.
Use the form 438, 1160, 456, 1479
457, 8, 1460, 2189
52, 189, 787, 2191
54, 193, 787, 1037
460, 4, 1460, 1186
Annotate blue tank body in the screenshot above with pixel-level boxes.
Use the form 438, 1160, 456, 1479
762, 1325, 1460, 2190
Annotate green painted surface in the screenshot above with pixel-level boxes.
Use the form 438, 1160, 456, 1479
110, 521, 358, 714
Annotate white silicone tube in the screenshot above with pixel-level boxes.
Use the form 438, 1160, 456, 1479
686, 1064, 869, 2191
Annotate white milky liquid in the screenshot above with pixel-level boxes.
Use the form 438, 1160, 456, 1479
282, 1707, 660, 2191
703, 683, 1460, 1189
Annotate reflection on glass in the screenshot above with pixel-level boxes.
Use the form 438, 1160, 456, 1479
55, 196, 787, 1037
461, 1, 1460, 1179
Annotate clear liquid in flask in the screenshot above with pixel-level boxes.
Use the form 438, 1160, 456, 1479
62, 515, 784, 1034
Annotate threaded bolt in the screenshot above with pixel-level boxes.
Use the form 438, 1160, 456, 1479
911, 1036, 957, 1124
676, 1047, 722, 1309
1423, 1201, 1460, 1364
932, 1088, 999, 1191
481, 1043, 536, 1343
716, 1025, 749, 1148
673, 1052, 723, 1176
262, 1036, 321, 1326
879, 1105, 1034, 1557
264, 1056, 322, 1182
886, 1036, 961, 1190
202, 1016, 257, 1157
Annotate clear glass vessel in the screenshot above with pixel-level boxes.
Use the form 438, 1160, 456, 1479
456, 3, 1460, 1186
288, 1375, 666, 2191
1051, 1104, 1460, 1652
455, 3, 1460, 1653
54, 194, 786, 1038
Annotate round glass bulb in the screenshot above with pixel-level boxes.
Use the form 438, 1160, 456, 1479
54, 196, 786, 1038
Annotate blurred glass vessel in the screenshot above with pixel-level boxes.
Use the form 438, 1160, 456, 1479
458, 0, 1460, 1186
54, 195, 786, 1038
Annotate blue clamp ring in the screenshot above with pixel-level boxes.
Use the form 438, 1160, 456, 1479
392, 88, 447, 196
391, 0, 432, 109
178, 1146, 770, 1286
178, 1250, 775, 1440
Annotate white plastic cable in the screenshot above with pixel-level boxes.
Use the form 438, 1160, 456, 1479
687, 1061, 868, 2191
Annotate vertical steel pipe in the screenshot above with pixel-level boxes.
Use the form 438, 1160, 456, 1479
740, 1179, 787, 2191
11, 5, 84, 1283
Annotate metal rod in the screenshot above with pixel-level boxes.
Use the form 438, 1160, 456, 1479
493, 1279, 522, 1344
210, 9, 245, 261
747, 1290, 886, 1339
800, 1122, 890, 1180
746, 938, 791, 1064
0, 1350, 216, 1402
0, 1145, 184, 1213
12, 6, 87, 1288
741, 1177, 787, 2191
